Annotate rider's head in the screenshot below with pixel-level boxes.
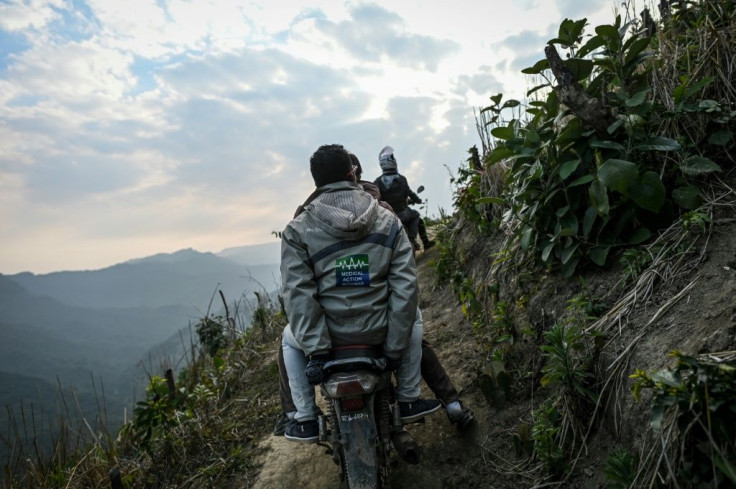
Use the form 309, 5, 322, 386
378, 145, 397, 173
310, 144, 355, 187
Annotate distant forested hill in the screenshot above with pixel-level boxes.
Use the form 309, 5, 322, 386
8, 247, 280, 310
0, 245, 281, 463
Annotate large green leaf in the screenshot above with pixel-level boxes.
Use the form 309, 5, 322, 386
577, 35, 605, 58
528, 160, 543, 180
522, 58, 550, 75
525, 128, 541, 144
590, 140, 626, 152
569, 174, 594, 187
607, 117, 625, 135
624, 36, 652, 65
628, 227, 651, 244
527, 82, 551, 97
541, 240, 555, 262
588, 246, 611, 266
595, 24, 620, 48
583, 206, 597, 238
550, 18, 588, 47
589, 180, 610, 216
559, 159, 580, 180
555, 118, 582, 146
491, 126, 515, 141
634, 136, 681, 152
625, 89, 649, 107
598, 159, 639, 195
520, 226, 535, 250
708, 130, 733, 146
557, 213, 579, 237
560, 242, 580, 265
630, 171, 666, 212
672, 185, 702, 209
679, 155, 722, 175
561, 255, 581, 278
487, 147, 515, 165
564, 58, 594, 81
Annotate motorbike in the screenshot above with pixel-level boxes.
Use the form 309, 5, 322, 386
318, 346, 421, 489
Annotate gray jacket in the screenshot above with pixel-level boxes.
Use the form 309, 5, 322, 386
280, 181, 418, 357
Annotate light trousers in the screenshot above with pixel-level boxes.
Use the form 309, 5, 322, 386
281, 309, 424, 422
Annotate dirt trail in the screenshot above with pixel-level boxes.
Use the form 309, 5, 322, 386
251, 249, 495, 489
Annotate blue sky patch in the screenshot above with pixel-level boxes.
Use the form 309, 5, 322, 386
0, 30, 30, 72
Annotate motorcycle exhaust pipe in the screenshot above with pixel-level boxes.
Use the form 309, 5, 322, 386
391, 429, 420, 465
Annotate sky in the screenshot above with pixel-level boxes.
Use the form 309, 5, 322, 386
0, 0, 618, 274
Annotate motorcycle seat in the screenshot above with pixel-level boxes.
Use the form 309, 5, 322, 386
323, 345, 386, 374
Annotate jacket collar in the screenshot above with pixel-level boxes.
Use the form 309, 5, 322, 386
314, 181, 362, 193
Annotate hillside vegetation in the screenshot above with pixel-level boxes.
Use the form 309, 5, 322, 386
2, 1, 735, 488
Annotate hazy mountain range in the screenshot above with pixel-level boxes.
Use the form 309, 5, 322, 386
0, 242, 281, 458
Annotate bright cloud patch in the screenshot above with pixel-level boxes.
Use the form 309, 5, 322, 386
0, 0, 613, 273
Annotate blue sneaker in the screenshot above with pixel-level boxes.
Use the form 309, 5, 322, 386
284, 419, 319, 443
399, 398, 442, 423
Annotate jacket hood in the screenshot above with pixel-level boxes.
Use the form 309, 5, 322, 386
304, 181, 379, 239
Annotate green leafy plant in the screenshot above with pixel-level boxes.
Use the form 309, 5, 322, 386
532, 399, 565, 474
467, 5, 731, 278
196, 316, 227, 357
604, 447, 639, 489
631, 351, 736, 487
127, 375, 189, 453
619, 247, 654, 285
540, 322, 597, 409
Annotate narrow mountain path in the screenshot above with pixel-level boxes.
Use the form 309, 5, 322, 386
249, 248, 497, 489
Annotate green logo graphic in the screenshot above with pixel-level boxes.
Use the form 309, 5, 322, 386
336, 254, 370, 287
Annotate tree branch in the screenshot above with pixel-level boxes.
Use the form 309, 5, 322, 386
544, 44, 615, 136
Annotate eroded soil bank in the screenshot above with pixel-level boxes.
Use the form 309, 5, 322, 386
250, 204, 736, 488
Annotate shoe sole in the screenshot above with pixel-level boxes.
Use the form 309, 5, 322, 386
400, 402, 442, 423
284, 433, 319, 443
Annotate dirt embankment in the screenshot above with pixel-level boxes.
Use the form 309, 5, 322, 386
250, 195, 736, 489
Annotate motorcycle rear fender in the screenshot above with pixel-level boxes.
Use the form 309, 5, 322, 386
333, 392, 380, 488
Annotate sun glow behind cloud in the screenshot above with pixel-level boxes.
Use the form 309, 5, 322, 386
0, 0, 614, 273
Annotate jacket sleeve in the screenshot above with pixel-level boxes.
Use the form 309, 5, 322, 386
403, 176, 422, 204
280, 224, 332, 356
383, 223, 418, 357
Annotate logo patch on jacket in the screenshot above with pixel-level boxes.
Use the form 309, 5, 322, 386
336, 254, 370, 287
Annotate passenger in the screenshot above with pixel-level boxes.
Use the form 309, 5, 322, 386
279, 144, 442, 442
273, 153, 473, 437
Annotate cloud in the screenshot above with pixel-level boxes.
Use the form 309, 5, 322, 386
0, 0, 65, 31
490, 24, 557, 80
453, 67, 503, 100
1, 0, 619, 273
307, 3, 459, 72
553, 0, 610, 19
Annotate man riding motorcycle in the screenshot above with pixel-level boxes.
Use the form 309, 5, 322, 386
279, 144, 441, 442
374, 146, 435, 252
274, 153, 474, 437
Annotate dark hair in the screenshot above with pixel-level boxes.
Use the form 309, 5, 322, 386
348, 153, 362, 180
310, 144, 354, 187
